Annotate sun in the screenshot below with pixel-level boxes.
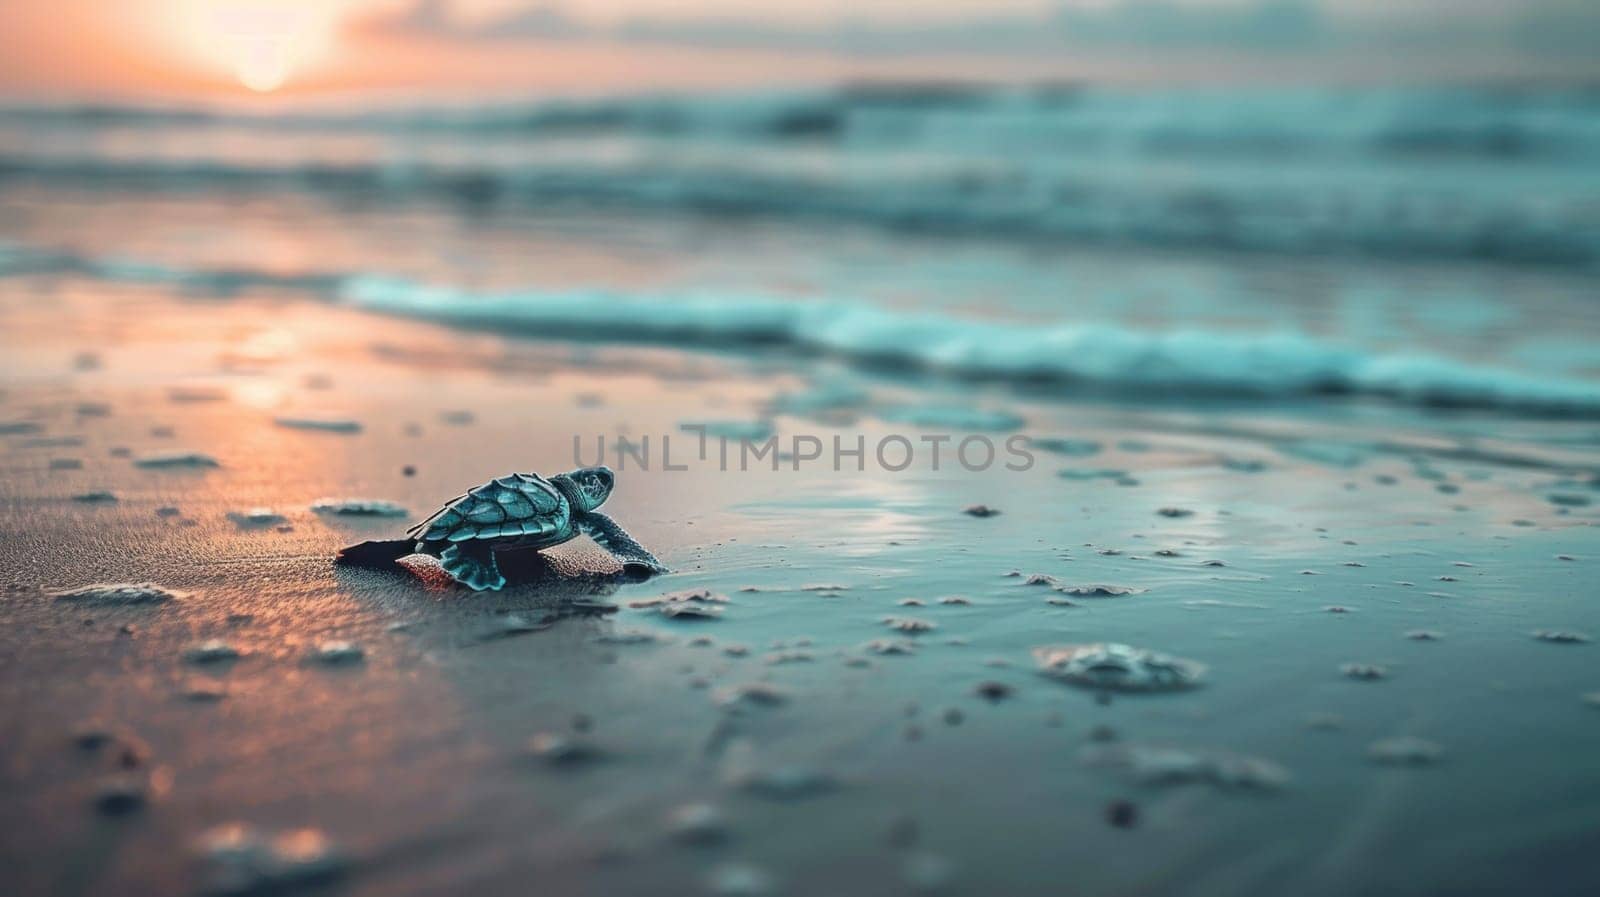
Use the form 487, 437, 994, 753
178, 2, 339, 94
233, 33, 296, 92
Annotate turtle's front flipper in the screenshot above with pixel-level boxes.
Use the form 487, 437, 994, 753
336, 539, 416, 569
439, 541, 506, 591
580, 512, 668, 577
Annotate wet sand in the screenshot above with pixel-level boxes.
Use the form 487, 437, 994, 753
3, 282, 1599, 897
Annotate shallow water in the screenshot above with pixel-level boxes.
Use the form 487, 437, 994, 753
3, 87, 1600, 897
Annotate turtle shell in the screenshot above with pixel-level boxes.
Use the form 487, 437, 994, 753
406, 473, 570, 544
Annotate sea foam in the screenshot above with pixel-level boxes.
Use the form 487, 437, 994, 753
341, 276, 1600, 416
7, 237, 1598, 415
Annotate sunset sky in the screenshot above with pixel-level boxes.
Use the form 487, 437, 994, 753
1, 0, 1595, 103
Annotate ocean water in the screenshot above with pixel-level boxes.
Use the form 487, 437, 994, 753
4, 84, 1600, 402
5, 85, 1600, 261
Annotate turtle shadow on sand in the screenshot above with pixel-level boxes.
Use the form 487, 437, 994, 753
332, 543, 650, 644
335, 540, 660, 597
334, 534, 665, 604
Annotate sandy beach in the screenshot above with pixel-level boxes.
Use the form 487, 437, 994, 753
4, 255, 1599, 895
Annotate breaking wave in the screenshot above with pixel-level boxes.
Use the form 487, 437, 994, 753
338, 276, 1600, 416
2, 237, 1596, 415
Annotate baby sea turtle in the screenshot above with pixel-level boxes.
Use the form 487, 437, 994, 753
335, 466, 665, 590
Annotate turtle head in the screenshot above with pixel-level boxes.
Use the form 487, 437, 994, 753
554, 465, 614, 513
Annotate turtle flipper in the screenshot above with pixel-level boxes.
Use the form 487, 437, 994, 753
336, 539, 416, 569
580, 512, 668, 577
439, 541, 506, 591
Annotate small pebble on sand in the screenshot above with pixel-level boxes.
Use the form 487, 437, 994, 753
195, 824, 347, 895
631, 588, 729, 608
658, 602, 723, 620
49, 583, 186, 605
480, 615, 549, 640
1533, 630, 1590, 644
1367, 736, 1443, 766
228, 508, 287, 527
184, 640, 240, 664
525, 733, 603, 765
311, 641, 364, 664
972, 681, 1014, 702
666, 802, 727, 845
864, 639, 917, 656
714, 683, 791, 711
763, 650, 813, 665
1034, 643, 1206, 693
133, 451, 219, 468
72, 724, 118, 750
1340, 663, 1388, 680
1105, 800, 1139, 829
182, 681, 228, 702
883, 616, 937, 634
310, 498, 408, 517
274, 416, 363, 433
1082, 743, 1290, 790
1055, 584, 1144, 598
93, 775, 151, 815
